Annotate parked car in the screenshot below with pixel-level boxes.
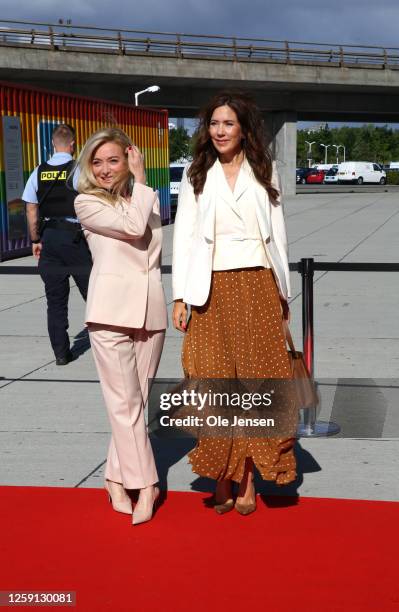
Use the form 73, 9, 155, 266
383, 162, 399, 171
169, 162, 185, 218
296, 167, 311, 184
170, 162, 185, 196
305, 169, 325, 184
296, 168, 325, 184
337, 162, 386, 185
324, 167, 339, 184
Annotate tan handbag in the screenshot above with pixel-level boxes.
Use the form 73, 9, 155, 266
283, 321, 319, 410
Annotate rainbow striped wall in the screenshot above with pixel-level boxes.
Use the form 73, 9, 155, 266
0, 82, 170, 260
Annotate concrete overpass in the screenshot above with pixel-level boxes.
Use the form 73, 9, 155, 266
2, 20, 399, 193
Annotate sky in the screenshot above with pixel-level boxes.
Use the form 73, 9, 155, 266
2, 0, 399, 49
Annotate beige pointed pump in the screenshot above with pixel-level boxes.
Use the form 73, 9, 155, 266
104, 480, 133, 515
132, 486, 160, 526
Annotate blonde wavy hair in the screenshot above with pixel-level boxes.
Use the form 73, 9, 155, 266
77, 127, 133, 205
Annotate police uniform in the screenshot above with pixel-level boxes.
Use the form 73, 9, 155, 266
23, 152, 92, 362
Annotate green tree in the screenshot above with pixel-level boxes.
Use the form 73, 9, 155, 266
169, 127, 191, 162
297, 124, 399, 166
352, 125, 377, 161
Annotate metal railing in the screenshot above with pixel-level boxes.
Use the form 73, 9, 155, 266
1, 19, 399, 69
295, 259, 399, 437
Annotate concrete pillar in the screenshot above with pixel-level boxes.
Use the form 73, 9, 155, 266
264, 111, 297, 197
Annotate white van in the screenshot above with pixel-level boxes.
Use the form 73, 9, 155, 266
337, 162, 386, 185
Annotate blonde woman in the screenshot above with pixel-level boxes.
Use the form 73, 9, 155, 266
74, 128, 167, 525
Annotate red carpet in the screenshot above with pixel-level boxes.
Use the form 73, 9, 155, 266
0, 487, 398, 611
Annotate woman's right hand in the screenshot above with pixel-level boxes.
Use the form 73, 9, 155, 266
173, 300, 188, 332
126, 145, 146, 185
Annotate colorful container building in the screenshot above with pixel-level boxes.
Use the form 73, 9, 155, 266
0, 82, 170, 260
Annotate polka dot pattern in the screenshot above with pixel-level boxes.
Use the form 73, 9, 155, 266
182, 267, 297, 485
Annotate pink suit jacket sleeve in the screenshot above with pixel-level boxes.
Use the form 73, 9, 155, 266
74, 183, 157, 240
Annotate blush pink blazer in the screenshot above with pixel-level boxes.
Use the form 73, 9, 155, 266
74, 183, 167, 330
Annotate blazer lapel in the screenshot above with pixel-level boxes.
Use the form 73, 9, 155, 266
234, 158, 251, 202
251, 170, 272, 242
200, 158, 271, 242
201, 163, 218, 241
214, 158, 242, 218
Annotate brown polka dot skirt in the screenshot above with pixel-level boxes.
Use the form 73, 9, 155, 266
182, 267, 297, 485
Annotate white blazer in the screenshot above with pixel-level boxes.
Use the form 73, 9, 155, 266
172, 158, 291, 307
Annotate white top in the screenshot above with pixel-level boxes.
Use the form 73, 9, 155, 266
212, 159, 270, 270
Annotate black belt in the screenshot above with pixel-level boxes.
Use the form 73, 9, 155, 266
41, 218, 85, 244
44, 218, 82, 231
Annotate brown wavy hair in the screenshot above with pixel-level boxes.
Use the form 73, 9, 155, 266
188, 91, 279, 202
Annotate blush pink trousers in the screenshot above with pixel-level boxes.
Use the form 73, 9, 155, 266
88, 324, 165, 490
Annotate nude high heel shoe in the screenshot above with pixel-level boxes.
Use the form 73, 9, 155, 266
234, 499, 257, 515
104, 480, 133, 515
235, 469, 256, 515
132, 486, 160, 526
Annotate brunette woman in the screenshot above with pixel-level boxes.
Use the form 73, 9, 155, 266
172, 92, 296, 515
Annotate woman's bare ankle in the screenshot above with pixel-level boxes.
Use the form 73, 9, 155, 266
215, 479, 233, 503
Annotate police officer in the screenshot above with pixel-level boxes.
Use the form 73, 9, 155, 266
23, 124, 92, 365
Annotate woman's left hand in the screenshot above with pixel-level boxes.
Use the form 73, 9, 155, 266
173, 300, 188, 332
126, 145, 146, 185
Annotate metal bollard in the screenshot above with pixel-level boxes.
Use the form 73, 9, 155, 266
297, 258, 340, 437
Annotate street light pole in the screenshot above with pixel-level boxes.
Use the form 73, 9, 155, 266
320, 143, 330, 164
332, 144, 339, 165
337, 145, 346, 163
134, 85, 160, 106
305, 140, 316, 168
